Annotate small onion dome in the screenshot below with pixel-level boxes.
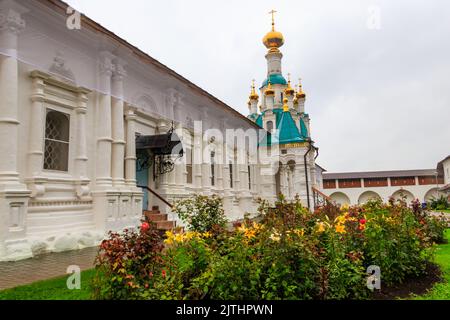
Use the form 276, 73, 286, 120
264, 80, 275, 96
293, 97, 299, 106
282, 101, 289, 112
296, 81, 306, 99
249, 80, 259, 101
284, 78, 295, 96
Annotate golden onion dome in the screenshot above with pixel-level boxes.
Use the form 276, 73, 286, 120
264, 80, 275, 96
263, 10, 284, 49
282, 101, 289, 112
249, 80, 259, 101
284, 74, 295, 96
296, 79, 306, 99
293, 98, 299, 105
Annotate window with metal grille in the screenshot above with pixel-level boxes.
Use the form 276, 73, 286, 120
186, 147, 193, 184
44, 110, 70, 171
229, 162, 233, 189
210, 151, 215, 186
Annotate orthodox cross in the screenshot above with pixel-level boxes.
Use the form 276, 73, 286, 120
269, 9, 277, 30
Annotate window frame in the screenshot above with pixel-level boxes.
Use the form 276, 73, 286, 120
43, 108, 71, 173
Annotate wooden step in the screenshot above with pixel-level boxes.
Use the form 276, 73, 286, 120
156, 220, 175, 230
145, 213, 168, 222
144, 209, 161, 215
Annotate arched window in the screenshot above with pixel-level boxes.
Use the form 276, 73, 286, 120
266, 121, 274, 133
44, 110, 70, 171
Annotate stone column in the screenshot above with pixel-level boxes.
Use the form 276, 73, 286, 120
27, 72, 46, 181
111, 58, 126, 188
74, 87, 91, 198
0, 1, 27, 188
95, 51, 114, 188
125, 104, 137, 188
0, 1, 31, 261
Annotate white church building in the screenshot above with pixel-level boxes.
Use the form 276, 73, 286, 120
0, 0, 319, 261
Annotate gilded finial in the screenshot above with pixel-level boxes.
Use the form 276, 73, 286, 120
249, 79, 259, 100
283, 99, 289, 112
296, 78, 306, 98
284, 73, 295, 96
264, 79, 275, 96
263, 10, 284, 49
269, 9, 277, 31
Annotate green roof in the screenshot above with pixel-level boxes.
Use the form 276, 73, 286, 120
261, 73, 287, 88
276, 111, 305, 145
299, 118, 309, 138
255, 109, 308, 147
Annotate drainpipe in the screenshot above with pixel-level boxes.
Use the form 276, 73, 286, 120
304, 138, 314, 210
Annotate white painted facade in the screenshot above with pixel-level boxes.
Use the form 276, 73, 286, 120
0, 0, 318, 261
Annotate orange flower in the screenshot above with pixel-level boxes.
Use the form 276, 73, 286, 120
335, 224, 346, 234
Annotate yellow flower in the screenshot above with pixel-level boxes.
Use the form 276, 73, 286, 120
293, 228, 305, 236
174, 233, 184, 243
202, 231, 212, 238
317, 222, 326, 233
340, 204, 349, 211
244, 229, 256, 240
335, 224, 346, 234
164, 238, 174, 245
335, 215, 347, 224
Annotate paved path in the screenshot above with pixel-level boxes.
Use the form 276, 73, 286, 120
0, 247, 98, 290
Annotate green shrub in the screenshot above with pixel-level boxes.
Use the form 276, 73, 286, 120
429, 195, 449, 210
92, 195, 445, 300
173, 194, 228, 233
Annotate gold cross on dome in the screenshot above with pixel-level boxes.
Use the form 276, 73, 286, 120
269, 9, 277, 30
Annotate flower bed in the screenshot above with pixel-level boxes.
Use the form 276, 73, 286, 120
92, 195, 447, 300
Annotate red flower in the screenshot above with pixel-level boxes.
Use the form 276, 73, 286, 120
162, 269, 167, 278
359, 219, 367, 225
141, 222, 150, 232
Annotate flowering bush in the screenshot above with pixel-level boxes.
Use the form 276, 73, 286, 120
173, 194, 228, 233
92, 221, 165, 300
92, 195, 447, 300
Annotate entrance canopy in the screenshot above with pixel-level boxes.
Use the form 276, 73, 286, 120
136, 132, 183, 157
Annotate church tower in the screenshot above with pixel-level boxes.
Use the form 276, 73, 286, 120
247, 10, 318, 209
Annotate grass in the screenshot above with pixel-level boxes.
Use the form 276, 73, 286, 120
414, 229, 450, 300
0, 269, 96, 300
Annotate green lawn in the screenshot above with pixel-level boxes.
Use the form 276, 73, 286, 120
0, 269, 96, 300
414, 229, 450, 300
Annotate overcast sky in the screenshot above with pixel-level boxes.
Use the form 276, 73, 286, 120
67, 0, 450, 172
